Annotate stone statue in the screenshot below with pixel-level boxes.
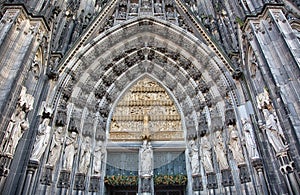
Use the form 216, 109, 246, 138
63, 132, 78, 171
93, 140, 104, 174
18, 86, 35, 112
2, 87, 34, 156
30, 118, 51, 161
201, 136, 214, 173
78, 136, 91, 174
262, 109, 287, 153
140, 139, 152, 176
47, 127, 65, 166
6, 110, 29, 156
256, 88, 270, 110
214, 131, 229, 170
242, 118, 259, 159
130, 3, 138, 13
154, 0, 162, 13
188, 139, 200, 175
228, 125, 245, 165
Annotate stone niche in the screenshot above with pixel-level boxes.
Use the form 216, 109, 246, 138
110, 77, 183, 141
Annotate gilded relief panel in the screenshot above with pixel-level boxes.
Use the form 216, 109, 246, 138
110, 77, 183, 141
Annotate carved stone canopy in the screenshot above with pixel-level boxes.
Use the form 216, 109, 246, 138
110, 77, 183, 141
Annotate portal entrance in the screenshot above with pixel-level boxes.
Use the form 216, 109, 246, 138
155, 187, 186, 195
106, 77, 186, 194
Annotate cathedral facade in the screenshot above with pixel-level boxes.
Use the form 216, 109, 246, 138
0, 0, 300, 194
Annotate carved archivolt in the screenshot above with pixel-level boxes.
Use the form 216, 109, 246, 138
110, 77, 183, 141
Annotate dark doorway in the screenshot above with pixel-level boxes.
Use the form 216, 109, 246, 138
155, 185, 186, 195
106, 185, 138, 195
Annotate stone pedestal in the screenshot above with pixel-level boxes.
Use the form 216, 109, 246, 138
74, 173, 85, 190
40, 165, 53, 185
141, 176, 152, 193
57, 170, 71, 188
221, 169, 234, 187
207, 172, 218, 189
89, 175, 101, 192
238, 164, 251, 184
252, 158, 268, 195
0, 154, 12, 192
0, 154, 12, 177
192, 174, 203, 191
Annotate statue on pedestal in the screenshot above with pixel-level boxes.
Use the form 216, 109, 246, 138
31, 118, 51, 161
262, 109, 287, 153
242, 118, 259, 159
78, 136, 91, 174
6, 110, 29, 156
228, 125, 245, 165
214, 131, 229, 170
140, 139, 152, 177
188, 139, 200, 175
201, 135, 214, 173
47, 127, 65, 166
63, 132, 78, 171
93, 140, 104, 175
2, 86, 34, 156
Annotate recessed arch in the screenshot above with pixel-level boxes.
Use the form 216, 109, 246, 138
48, 18, 238, 148
107, 75, 185, 142
50, 16, 239, 148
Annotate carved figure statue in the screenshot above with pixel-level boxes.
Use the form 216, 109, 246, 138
31, 118, 51, 161
188, 139, 200, 175
228, 125, 245, 165
6, 110, 29, 155
93, 140, 104, 174
18, 86, 35, 112
140, 139, 152, 176
2, 87, 34, 155
201, 136, 214, 173
130, 3, 138, 13
154, 1, 162, 13
256, 88, 270, 110
214, 131, 229, 170
63, 132, 78, 171
242, 118, 259, 159
47, 127, 64, 166
263, 109, 287, 153
79, 136, 91, 174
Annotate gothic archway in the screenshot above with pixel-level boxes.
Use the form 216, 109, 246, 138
45, 17, 250, 194
105, 76, 186, 194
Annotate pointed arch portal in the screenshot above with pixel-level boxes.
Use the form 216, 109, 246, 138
48, 16, 244, 194
109, 76, 183, 141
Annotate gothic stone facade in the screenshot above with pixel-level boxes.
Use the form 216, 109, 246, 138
0, 0, 300, 194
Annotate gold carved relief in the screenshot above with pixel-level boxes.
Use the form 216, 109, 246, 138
110, 78, 183, 141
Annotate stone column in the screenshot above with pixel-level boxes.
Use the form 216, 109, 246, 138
0, 154, 12, 191
277, 150, 300, 195
252, 158, 268, 195
22, 160, 39, 195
